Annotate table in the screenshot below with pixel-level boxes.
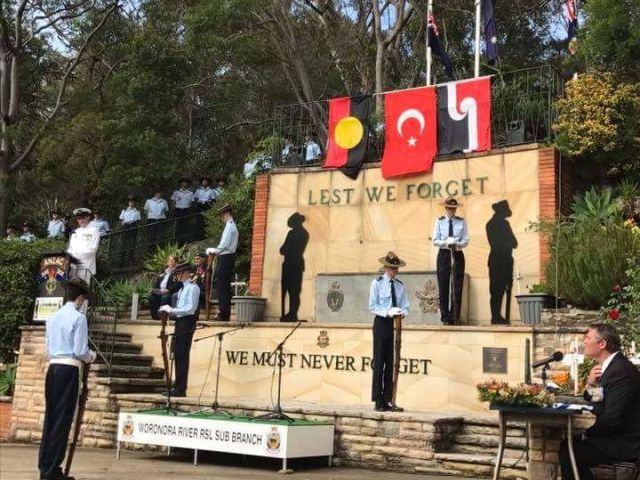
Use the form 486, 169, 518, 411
117, 409, 335, 472
490, 405, 583, 480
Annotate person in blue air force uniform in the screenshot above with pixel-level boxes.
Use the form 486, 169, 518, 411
38, 278, 97, 480
158, 262, 201, 397
369, 252, 409, 412
432, 196, 469, 325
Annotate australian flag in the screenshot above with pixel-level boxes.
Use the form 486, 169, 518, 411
428, 15, 455, 80
482, 0, 498, 66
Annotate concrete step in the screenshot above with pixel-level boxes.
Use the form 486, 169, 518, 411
105, 353, 154, 366
450, 443, 525, 460
93, 377, 167, 394
435, 452, 527, 470
89, 331, 133, 342
90, 364, 164, 379
452, 433, 526, 450
110, 341, 144, 354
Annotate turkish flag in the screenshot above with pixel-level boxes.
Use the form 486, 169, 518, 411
381, 86, 437, 178
437, 76, 492, 154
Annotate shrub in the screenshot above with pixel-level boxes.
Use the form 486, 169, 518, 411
544, 219, 640, 309
570, 187, 620, 224
602, 258, 640, 353
0, 238, 65, 362
204, 173, 256, 279
0, 364, 17, 396
104, 276, 154, 311
143, 242, 194, 273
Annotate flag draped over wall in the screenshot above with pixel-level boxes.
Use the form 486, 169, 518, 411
321, 77, 492, 179
382, 87, 438, 178
323, 95, 374, 179
437, 77, 492, 155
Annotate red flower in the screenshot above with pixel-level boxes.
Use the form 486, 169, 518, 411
613, 284, 622, 292
608, 309, 620, 320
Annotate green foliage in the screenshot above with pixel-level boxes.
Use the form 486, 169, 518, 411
528, 284, 548, 294
570, 187, 620, 223
602, 259, 640, 353
104, 277, 154, 311
617, 179, 640, 220
578, 0, 640, 81
205, 173, 256, 278
0, 239, 65, 362
0, 364, 17, 397
143, 243, 193, 273
544, 219, 640, 309
554, 73, 640, 176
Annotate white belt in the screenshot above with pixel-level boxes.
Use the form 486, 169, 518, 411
50, 357, 83, 369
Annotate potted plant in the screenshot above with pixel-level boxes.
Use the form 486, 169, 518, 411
233, 290, 267, 322
0, 364, 16, 441
516, 284, 555, 325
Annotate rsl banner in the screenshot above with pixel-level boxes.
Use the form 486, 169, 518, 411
117, 411, 334, 460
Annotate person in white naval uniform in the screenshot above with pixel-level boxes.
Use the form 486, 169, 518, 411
67, 207, 100, 282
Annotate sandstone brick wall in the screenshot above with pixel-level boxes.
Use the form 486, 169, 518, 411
249, 174, 270, 295
10, 325, 116, 447
10, 326, 48, 442
0, 398, 12, 440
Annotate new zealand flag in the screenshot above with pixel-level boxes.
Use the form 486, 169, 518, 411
482, 0, 498, 66
428, 15, 455, 81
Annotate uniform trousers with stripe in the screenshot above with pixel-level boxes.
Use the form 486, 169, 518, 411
371, 315, 394, 405
436, 249, 465, 324
38, 364, 80, 480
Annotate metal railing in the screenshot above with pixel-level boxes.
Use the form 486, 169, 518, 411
87, 276, 119, 371
98, 212, 205, 275
270, 64, 563, 167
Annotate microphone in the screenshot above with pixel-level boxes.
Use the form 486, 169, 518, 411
532, 351, 564, 369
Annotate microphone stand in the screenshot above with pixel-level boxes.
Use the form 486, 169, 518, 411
190, 323, 246, 416
254, 321, 303, 423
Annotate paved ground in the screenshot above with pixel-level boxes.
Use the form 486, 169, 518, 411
0, 444, 470, 480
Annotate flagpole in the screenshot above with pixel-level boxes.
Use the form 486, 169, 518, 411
474, 0, 481, 77
426, 0, 433, 86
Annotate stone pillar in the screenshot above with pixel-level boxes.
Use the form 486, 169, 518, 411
10, 325, 47, 442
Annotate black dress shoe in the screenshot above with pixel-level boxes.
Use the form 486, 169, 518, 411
374, 404, 389, 412
387, 404, 404, 412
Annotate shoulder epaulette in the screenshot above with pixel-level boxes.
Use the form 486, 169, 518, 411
454, 215, 463, 220
376, 276, 383, 281
438, 215, 445, 220
395, 278, 404, 285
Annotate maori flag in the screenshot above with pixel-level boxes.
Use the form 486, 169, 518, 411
436, 77, 491, 155
323, 95, 374, 179
381, 86, 437, 178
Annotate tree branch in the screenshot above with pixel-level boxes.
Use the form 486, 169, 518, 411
10, 1, 119, 172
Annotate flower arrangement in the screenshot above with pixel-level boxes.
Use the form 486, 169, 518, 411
477, 380, 554, 407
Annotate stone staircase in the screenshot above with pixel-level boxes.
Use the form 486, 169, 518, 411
81, 330, 168, 447
434, 416, 528, 479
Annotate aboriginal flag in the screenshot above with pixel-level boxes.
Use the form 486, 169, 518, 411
323, 95, 373, 179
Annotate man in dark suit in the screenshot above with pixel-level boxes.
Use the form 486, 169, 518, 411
148, 255, 181, 320
558, 323, 640, 479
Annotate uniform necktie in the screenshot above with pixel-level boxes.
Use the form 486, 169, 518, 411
390, 280, 397, 307
448, 218, 454, 237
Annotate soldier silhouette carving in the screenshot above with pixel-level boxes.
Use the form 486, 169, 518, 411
280, 213, 309, 322
486, 200, 518, 325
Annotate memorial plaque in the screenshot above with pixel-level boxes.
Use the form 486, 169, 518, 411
483, 347, 508, 374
